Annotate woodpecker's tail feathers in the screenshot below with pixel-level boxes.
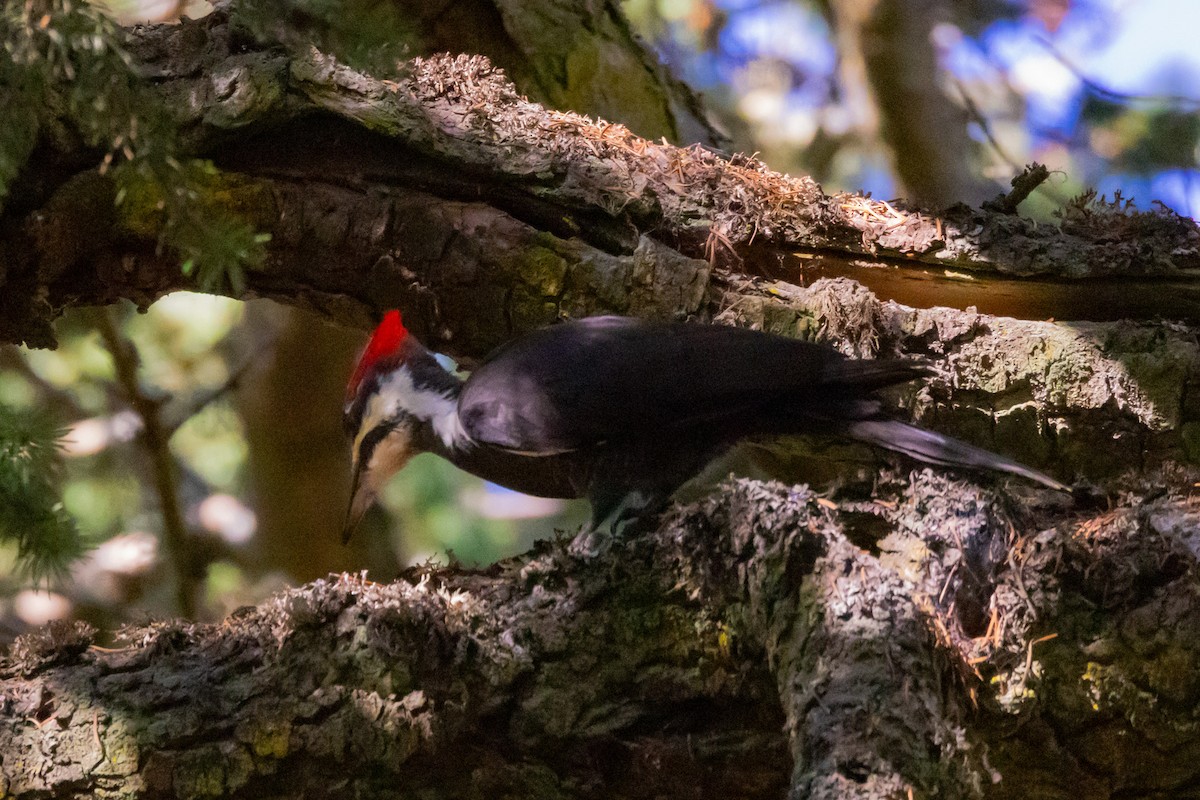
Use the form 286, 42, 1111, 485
821, 358, 933, 393
847, 418, 1070, 492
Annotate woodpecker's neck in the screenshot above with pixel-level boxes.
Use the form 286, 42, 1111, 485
380, 365, 469, 451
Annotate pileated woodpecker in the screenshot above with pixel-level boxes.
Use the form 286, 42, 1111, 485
342, 311, 1067, 540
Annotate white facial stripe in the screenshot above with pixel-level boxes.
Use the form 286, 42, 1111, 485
374, 367, 469, 449
352, 391, 388, 460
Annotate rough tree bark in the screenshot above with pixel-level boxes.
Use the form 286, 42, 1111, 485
3, 3, 1200, 798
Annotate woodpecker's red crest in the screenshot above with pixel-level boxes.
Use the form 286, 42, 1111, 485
346, 310, 409, 403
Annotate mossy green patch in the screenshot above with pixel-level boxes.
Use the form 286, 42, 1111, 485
519, 245, 569, 297
174, 748, 227, 799
249, 719, 291, 759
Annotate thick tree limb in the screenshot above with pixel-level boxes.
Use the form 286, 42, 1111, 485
4, 7, 1199, 352
5, 477, 1200, 799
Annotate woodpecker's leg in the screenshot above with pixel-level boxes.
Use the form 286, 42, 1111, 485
568, 486, 668, 556
589, 489, 669, 536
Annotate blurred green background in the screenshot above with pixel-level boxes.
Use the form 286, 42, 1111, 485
1, 295, 588, 635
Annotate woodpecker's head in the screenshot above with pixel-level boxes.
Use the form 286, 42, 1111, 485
342, 311, 467, 542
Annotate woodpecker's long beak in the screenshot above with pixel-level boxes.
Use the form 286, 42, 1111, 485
342, 424, 417, 544
343, 463, 375, 544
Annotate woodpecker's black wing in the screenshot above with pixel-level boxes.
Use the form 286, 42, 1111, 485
457, 316, 925, 454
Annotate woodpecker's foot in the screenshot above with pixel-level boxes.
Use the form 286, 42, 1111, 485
571, 495, 667, 557
567, 522, 614, 558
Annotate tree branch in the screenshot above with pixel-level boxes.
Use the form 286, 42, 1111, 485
5, 475, 1200, 798
3, 7, 1199, 351
89, 308, 199, 618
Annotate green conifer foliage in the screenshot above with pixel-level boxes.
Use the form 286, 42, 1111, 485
0, 403, 82, 580
1, 0, 268, 292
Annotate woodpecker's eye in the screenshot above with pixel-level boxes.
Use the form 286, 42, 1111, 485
355, 422, 395, 470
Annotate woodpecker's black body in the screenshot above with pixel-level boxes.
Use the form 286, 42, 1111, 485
342, 312, 1066, 539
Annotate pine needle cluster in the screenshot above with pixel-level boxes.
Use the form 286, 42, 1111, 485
0, 403, 83, 581
1, 0, 268, 293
